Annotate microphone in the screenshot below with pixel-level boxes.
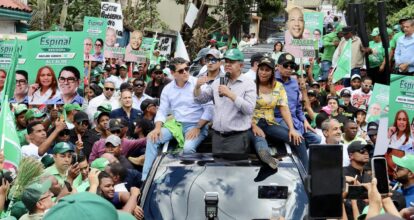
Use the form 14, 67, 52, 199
219, 72, 230, 97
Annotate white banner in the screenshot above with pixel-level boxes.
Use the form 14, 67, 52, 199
100, 2, 123, 38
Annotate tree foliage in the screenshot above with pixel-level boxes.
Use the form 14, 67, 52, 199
123, 0, 168, 32
388, 3, 414, 25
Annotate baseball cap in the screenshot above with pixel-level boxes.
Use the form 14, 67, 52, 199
250, 53, 264, 64
347, 141, 373, 154
310, 81, 319, 87
93, 111, 110, 120
223, 49, 244, 61
307, 89, 316, 96
393, 24, 400, 32
340, 89, 352, 97
206, 49, 221, 59
108, 118, 127, 131
14, 104, 28, 115
392, 154, 414, 172
140, 99, 157, 112
118, 211, 136, 220
104, 64, 112, 71
24, 108, 46, 121
97, 103, 112, 113
91, 158, 110, 171
367, 121, 379, 136
64, 103, 82, 113
386, 27, 393, 35
355, 106, 367, 115
41, 154, 55, 168
151, 64, 163, 74
44, 192, 118, 220
277, 53, 295, 65
320, 106, 332, 115
21, 180, 52, 212
258, 56, 275, 70
342, 26, 353, 34
371, 27, 380, 37
105, 134, 121, 146
119, 64, 127, 69
351, 74, 361, 81
132, 66, 139, 73
194, 48, 210, 62
53, 142, 74, 154
73, 111, 89, 123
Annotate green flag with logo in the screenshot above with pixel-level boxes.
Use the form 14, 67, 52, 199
0, 98, 22, 169
333, 39, 352, 83
1, 39, 19, 101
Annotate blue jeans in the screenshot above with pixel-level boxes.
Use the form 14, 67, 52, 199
321, 60, 332, 80
254, 119, 310, 170
142, 122, 208, 180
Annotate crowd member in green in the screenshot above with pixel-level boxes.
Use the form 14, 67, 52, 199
44, 142, 79, 187
321, 25, 342, 80
20, 180, 54, 220
14, 104, 29, 146
389, 18, 408, 67
367, 28, 386, 84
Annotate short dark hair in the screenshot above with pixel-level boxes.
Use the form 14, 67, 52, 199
98, 171, 112, 183
27, 121, 43, 134
16, 70, 28, 81
133, 78, 145, 85
109, 163, 127, 181
362, 76, 372, 82
59, 66, 80, 80
169, 57, 188, 71
95, 38, 103, 46
344, 120, 357, 129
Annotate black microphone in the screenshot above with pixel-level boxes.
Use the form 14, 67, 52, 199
219, 72, 230, 97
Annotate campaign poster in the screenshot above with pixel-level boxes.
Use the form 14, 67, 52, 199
26, 31, 85, 105
284, 7, 317, 60
304, 12, 324, 45
0, 40, 28, 71
83, 16, 107, 63
100, 2, 123, 39
124, 31, 153, 63
367, 83, 389, 123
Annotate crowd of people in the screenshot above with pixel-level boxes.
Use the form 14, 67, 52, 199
0, 10, 413, 220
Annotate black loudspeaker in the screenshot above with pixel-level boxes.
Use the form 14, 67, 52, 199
355, 3, 369, 47
377, 1, 390, 84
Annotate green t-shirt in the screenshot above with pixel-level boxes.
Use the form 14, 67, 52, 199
390, 32, 403, 49
368, 41, 385, 68
44, 164, 67, 187
322, 32, 339, 61
17, 129, 28, 146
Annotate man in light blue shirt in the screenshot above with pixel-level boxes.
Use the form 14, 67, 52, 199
142, 57, 213, 180
395, 19, 414, 74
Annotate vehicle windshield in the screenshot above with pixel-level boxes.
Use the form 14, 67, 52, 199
143, 154, 308, 220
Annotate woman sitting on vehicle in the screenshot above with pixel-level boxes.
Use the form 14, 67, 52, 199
29, 66, 60, 104
251, 56, 306, 169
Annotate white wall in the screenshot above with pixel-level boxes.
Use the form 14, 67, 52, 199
157, 0, 185, 31
0, 21, 16, 34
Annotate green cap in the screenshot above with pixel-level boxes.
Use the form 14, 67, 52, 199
10, 201, 27, 219
41, 154, 55, 168
386, 27, 393, 35
14, 104, 28, 115
393, 24, 401, 32
64, 104, 82, 113
371, 27, 380, 37
97, 103, 112, 113
93, 111, 110, 120
392, 155, 414, 172
335, 24, 343, 33
24, 108, 46, 121
357, 205, 385, 220
21, 180, 52, 212
224, 49, 244, 61
44, 192, 118, 220
52, 142, 74, 154
91, 158, 110, 171
118, 211, 136, 220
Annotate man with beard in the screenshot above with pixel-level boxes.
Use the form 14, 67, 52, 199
145, 64, 171, 98
351, 76, 373, 109
343, 141, 372, 182
344, 74, 361, 92
11, 70, 29, 104
341, 120, 367, 166
47, 66, 84, 104
392, 154, 414, 207
132, 79, 152, 110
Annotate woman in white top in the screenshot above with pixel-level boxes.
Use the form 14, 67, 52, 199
388, 110, 412, 149
271, 41, 284, 65
29, 66, 60, 105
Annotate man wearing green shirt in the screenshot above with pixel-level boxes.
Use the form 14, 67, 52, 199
14, 104, 29, 146
321, 26, 342, 80
367, 27, 386, 84
44, 142, 78, 187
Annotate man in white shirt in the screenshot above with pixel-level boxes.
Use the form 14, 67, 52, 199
244, 53, 263, 81
106, 64, 129, 89
22, 121, 67, 160
351, 76, 373, 109
87, 80, 120, 122
132, 78, 152, 110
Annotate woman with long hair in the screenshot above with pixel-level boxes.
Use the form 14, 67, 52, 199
251, 56, 306, 169
29, 66, 60, 104
388, 110, 412, 148
271, 41, 284, 63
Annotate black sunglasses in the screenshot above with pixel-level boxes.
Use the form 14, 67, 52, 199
207, 58, 220, 64
175, 66, 190, 74
104, 87, 115, 91
356, 149, 369, 154
282, 63, 296, 69
134, 83, 144, 87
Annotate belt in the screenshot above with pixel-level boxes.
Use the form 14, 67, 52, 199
213, 129, 247, 137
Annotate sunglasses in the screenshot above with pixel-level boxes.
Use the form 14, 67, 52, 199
356, 149, 369, 154
175, 66, 190, 74
362, 84, 373, 89
77, 120, 89, 126
282, 63, 296, 69
207, 58, 219, 64
104, 87, 115, 91
134, 83, 144, 87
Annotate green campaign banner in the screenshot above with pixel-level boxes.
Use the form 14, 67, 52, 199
83, 16, 107, 62
332, 39, 351, 83
304, 12, 324, 41
367, 83, 389, 123
387, 74, 414, 149
26, 31, 85, 105
124, 30, 153, 63
0, 40, 28, 71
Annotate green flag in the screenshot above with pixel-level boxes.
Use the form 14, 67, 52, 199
333, 39, 352, 83
0, 97, 22, 168
1, 39, 19, 101
230, 37, 238, 48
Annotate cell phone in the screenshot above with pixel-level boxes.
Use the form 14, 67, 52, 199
347, 185, 368, 200
372, 157, 390, 195
309, 144, 343, 219
258, 185, 288, 199
71, 153, 78, 165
